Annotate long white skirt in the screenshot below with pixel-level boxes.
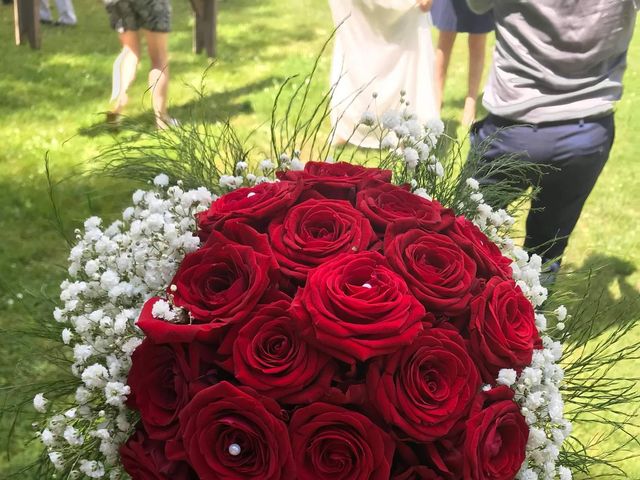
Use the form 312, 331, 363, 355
329, 0, 439, 148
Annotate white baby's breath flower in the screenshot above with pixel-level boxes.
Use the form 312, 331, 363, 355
381, 110, 401, 130
554, 305, 568, 322
558, 466, 572, 480
497, 369, 517, 387
424, 117, 444, 135
116, 412, 131, 432
279, 153, 290, 163
33, 393, 48, 413
415, 142, 431, 161
48, 451, 64, 471
518, 469, 538, 480
121, 337, 143, 355
53, 307, 64, 322
151, 299, 176, 322
402, 147, 419, 169
535, 313, 548, 331
79, 459, 105, 478
36, 180, 214, 476
404, 119, 422, 139
153, 174, 169, 187
359, 111, 376, 126
394, 124, 410, 138
40, 428, 56, 447
290, 157, 305, 171
219, 175, 244, 190
477, 203, 492, 218
74, 344, 94, 364
381, 133, 398, 150
413, 188, 431, 200
428, 162, 444, 177
48, 414, 67, 434
259, 158, 275, 170
84, 216, 102, 230
466, 177, 480, 190
84, 259, 100, 277
63, 426, 84, 446
81, 364, 110, 389
104, 382, 131, 407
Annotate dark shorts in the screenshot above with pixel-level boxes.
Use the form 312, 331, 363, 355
106, 0, 171, 33
431, 0, 494, 34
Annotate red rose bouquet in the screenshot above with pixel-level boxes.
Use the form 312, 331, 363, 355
120, 162, 544, 479
20, 85, 638, 480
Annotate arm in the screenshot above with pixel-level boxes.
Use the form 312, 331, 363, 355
417, 0, 432, 12
466, 0, 493, 14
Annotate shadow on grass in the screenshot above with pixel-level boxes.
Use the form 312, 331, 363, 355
76, 75, 285, 137
441, 116, 461, 141
553, 253, 640, 343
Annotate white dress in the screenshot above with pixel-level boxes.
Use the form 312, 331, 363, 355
329, 0, 439, 148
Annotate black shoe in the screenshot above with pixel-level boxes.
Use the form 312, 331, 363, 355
40, 18, 53, 24
53, 20, 76, 26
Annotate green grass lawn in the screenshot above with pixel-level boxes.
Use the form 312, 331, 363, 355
0, 0, 638, 477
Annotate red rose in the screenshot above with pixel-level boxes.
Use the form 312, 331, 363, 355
393, 466, 444, 480
127, 339, 217, 440
228, 300, 336, 404
139, 222, 277, 343
196, 180, 302, 239
166, 381, 295, 480
289, 402, 395, 480
356, 183, 454, 234
391, 442, 449, 480
385, 221, 478, 316
368, 328, 481, 442
277, 161, 392, 200
291, 251, 425, 363
469, 278, 541, 381
425, 432, 466, 479
120, 428, 195, 480
268, 198, 376, 283
446, 217, 512, 279
464, 386, 528, 480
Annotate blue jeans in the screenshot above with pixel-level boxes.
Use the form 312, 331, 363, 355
470, 113, 615, 260
40, 0, 76, 24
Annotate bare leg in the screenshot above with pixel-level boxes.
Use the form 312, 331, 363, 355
434, 30, 457, 113
144, 30, 171, 128
112, 31, 140, 116
462, 33, 487, 127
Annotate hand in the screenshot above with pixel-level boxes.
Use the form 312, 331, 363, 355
417, 0, 433, 12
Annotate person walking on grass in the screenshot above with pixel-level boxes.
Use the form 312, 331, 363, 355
468, 0, 637, 284
40, 0, 77, 26
431, 0, 493, 127
105, 0, 177, 129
